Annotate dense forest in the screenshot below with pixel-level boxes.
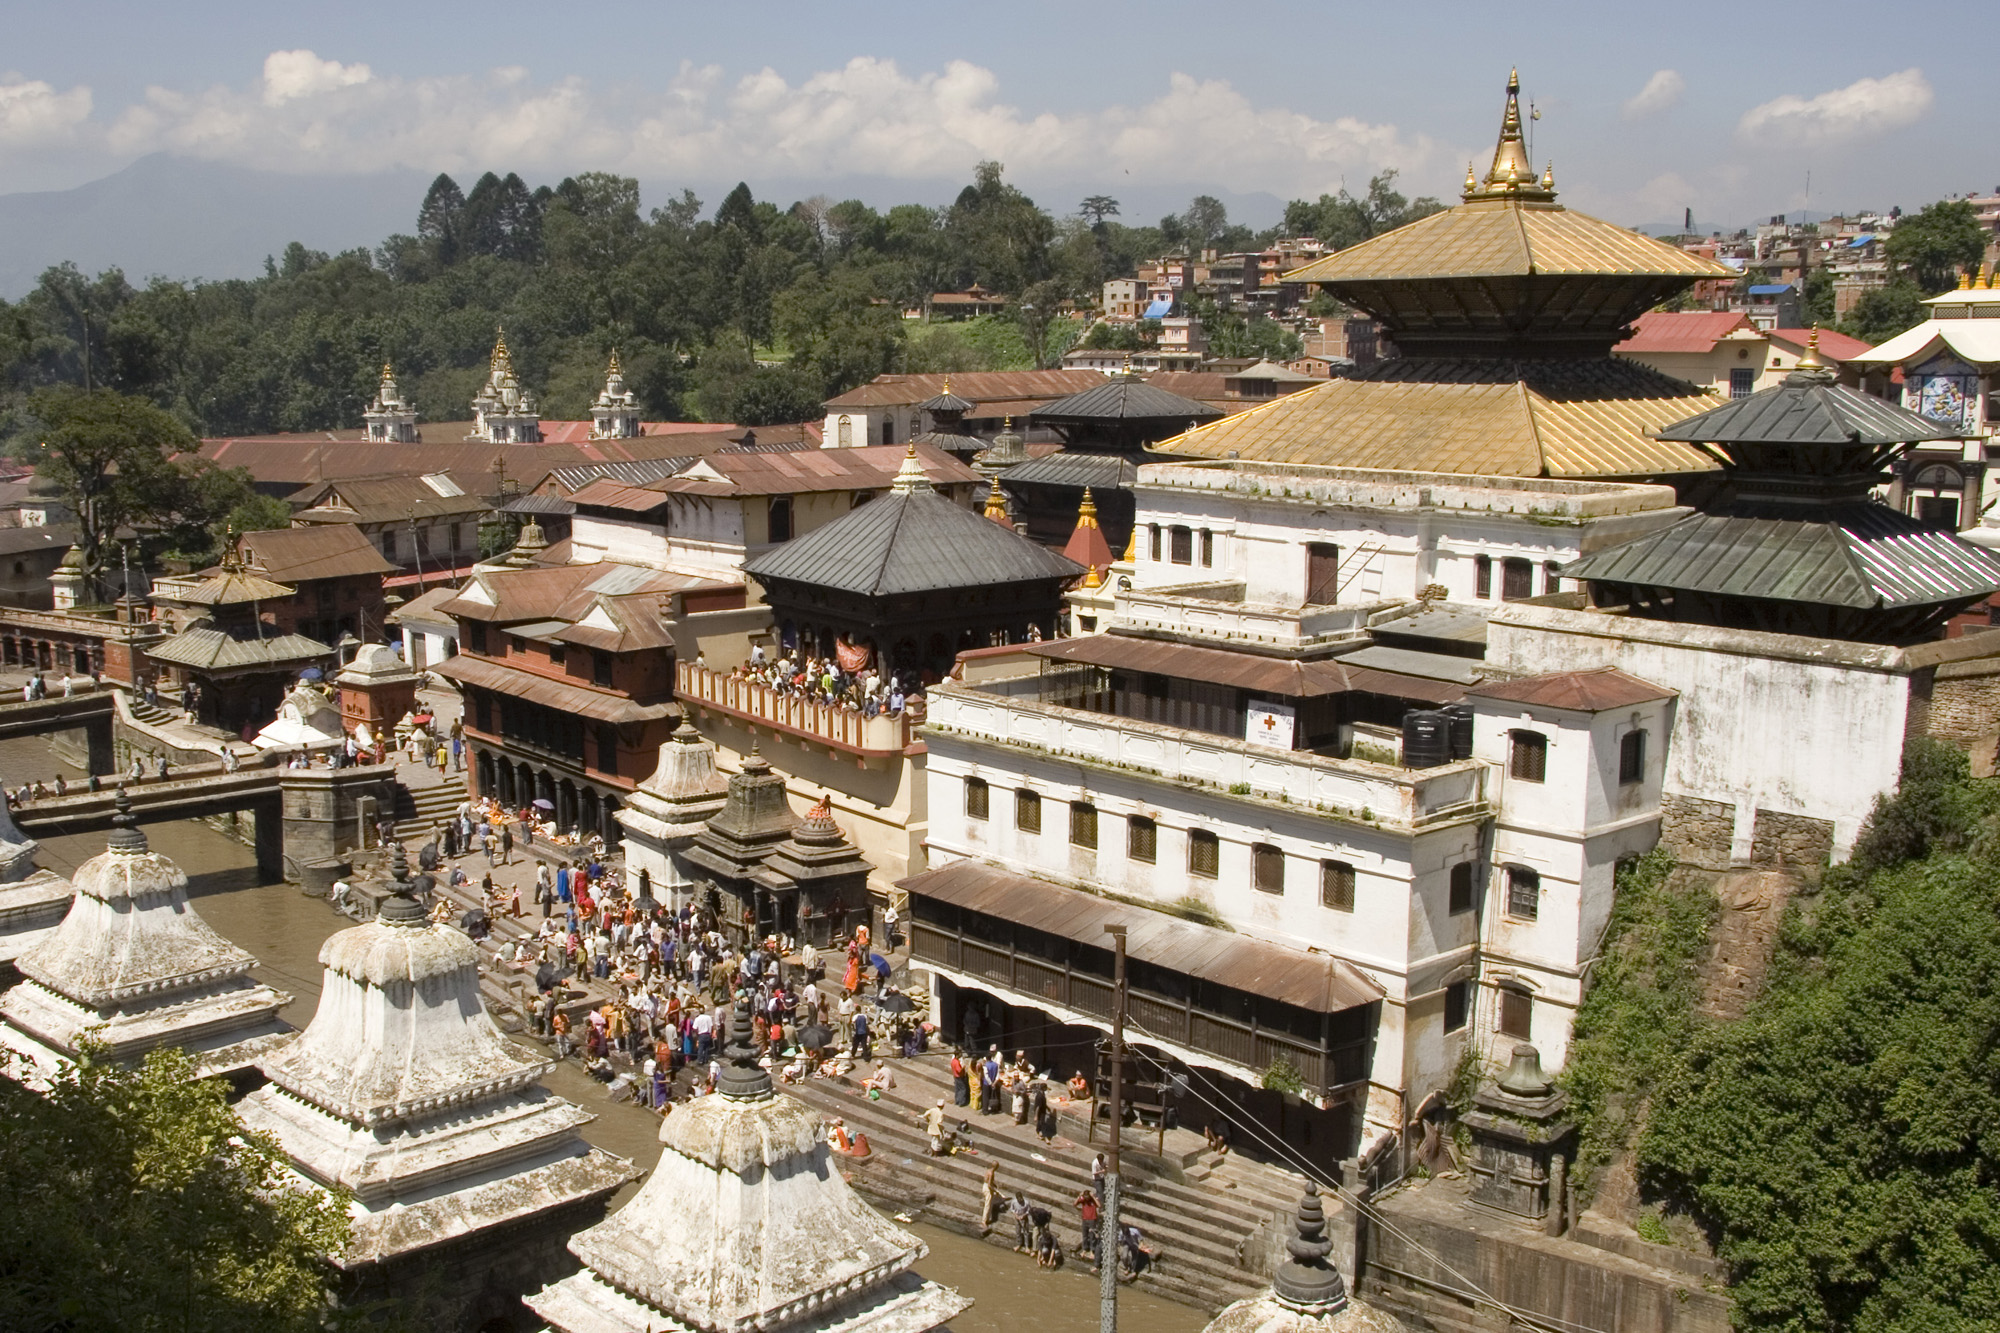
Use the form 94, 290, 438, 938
0, 165, 1438, 438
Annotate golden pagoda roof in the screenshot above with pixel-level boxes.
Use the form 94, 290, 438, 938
1284, 70, 1732, 287
1156, 358, 1720, 479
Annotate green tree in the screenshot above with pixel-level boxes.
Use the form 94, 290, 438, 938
0, 1045, 353, 1333
1801, 266, 1836, 327
1079, 195, 1121, 226
1180, 195, 1230, 252
946, 161, 1055, 296
1643, 742, 2000, 1333
12, 387, 197, 598
1885, 199, 1987, 294
1843, 281, 1931, 346
415, 172, 466, 265
1281, 170, 1444, 250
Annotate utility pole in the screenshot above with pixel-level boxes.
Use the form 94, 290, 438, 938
1101, 925, 1128, 1333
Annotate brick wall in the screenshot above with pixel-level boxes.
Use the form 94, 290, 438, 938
1660, 794, 1733, 871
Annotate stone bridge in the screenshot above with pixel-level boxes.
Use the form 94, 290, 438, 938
12, 761, 397, 881
0, 690, 115, 774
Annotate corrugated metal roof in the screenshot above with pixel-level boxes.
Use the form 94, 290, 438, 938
910, 430, 986, 456
1158, 357, 1718, 478
1467, 667, 1674, 711
999, 454, 1141, 490
232, 525, 397, 583
1030, 375, 1224, 425
547, 456, 700, 492
1562, 506, 2000, 609
825, 371, 1101, 411
1655, 371, 1963, 446
1616, 311, 1757, 354
746, 489, 1083, 597
567, 479, 673, 512
1026, 635, 1468, 704
434, 653, 676, 724
1283, 199, 1736, 284
900, 859, 1382, 1015
146, 626, 332, 669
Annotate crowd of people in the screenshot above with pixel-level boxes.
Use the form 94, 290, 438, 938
724, 644, 925, 720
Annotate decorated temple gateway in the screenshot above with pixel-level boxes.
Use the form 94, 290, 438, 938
1167, 71, 1735, 489
0, 791, 290, 1080
527, 1001, 970, 1333
235, 846, 636, 1328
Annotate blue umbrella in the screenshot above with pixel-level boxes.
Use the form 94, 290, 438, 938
299, 667, 323, 680
870, 952, 890, 977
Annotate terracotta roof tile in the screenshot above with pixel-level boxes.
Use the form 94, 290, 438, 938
1468, 666, 1675, 712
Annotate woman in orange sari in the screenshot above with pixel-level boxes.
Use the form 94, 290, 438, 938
843, 951, 861, 996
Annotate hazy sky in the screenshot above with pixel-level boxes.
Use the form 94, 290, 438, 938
2, 0, 1991, 227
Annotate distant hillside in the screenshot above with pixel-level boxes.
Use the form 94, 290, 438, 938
0, 155, 429, 297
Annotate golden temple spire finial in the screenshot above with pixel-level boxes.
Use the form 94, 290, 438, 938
607, 347, 622, 377
1075, 487, 1099, 528
1478, 68, 1552, 202
1958, 269, 1973, 290
490, 325, 514, 375
380, 360, 395, 385
1796, 325, 1826, 371
1120, 524, 1137, 565
984, 477, 1010, 523
1082, 562, 1102, 589
940, 375, 952, 397
1463, 162, 1477, 197
1541, 161, 1555, 191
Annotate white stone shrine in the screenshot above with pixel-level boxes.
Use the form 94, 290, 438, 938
614, 720, 728, 912
527, 1003, 970, 1333
235, 846, 635, 1305
0, 790, 289, 1079
0, 795, 71, 978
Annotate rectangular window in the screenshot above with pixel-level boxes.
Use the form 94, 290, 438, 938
1444, 980, 1469, 1032
768, 497, 793, 543
1729, 367, 1755, 399
547, 642, 565, 667
1127, 816, 1157, 863
1449, 862, 1476, 915
1188, 828, 1219, 879
596, 723, 619, 775
1254, 843, 1284, 894
1499, 987, 1533, 1039
1510, 731, 1547, 783
380, 528, 398, 561
1619, 730, 1646, 785
1015, 789, 1041, 834
1170, 525, 1193, 565
1321, 859, 1355, 911
1149, 524, 1162, 561
1507, 866, 1541, 920
1199, 529, 1214, 567
1070, 802, 1098, 849
966, 777, 989, 821
1474, 554, 1491, 599
1502, 557, 1533, 601
466, 621, 488, 653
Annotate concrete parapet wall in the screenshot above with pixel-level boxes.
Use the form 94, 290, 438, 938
1361, 1191, 1731, 1333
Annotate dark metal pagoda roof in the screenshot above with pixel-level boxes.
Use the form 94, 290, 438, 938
1655, 366, 1962, 449
745, 468, 1082, 598
918, 389, 978, 414
1030, 373, 1222, 426
1563, 504, 2000, 610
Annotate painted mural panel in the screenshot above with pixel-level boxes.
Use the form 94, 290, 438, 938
1910, 354, 1980, 432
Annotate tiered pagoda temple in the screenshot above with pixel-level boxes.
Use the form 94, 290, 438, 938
1564, 336, 2000, 643
147, 545, 334, 735
0, 791, 290, 1080
745, 445, 1082, 680
909, 379, 986, 459
236, 847, 636, 1328
528, 1001, 970, 1333
1166, 71, 1735, 489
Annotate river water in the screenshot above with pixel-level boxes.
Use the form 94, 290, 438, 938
5, 735, 1209, 1333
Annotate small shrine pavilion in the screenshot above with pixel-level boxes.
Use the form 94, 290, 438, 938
147, 545, 334, 735
236, 846, 636, 1327
0, 791, 290, 1080
1565, 335, 2000, 643
528, 1001, 970, 1333
0, 797, 71, 980
615, 720, 729, 913
745, 445, 1082, 680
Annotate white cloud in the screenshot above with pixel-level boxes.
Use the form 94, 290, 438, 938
0, 78, 92, 147
261, 50, 372, 106
1622, 70, 1684, 119
0, 50, 1446, 199
1737, 68, 1933, 147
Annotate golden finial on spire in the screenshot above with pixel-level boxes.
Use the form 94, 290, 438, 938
380, 360, 394, 385
607, 347, 622, 377
490, 325, 514, 375
940, 375, 952, 397
1541, 161, 1555, 191
1075, 487, 1100, 528
1795, 324, 1827, 371
1082, 563, 1103, 589
1958, 270, 1973, 290
1120, 524, 1137, 565
1480, 68, 1549, 201
984, 477, 1010, 523
1463, 162, 1477, 198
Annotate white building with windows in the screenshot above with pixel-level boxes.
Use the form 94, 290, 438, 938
903, 460, 1686, 1170
1123, 460, 1685, 610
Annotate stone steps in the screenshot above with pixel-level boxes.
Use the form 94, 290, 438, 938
783, 1055, 1289, 1311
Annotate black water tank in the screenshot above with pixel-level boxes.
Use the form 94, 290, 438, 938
1443, 703, 1475, 761
1402, 710, 1450, 769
